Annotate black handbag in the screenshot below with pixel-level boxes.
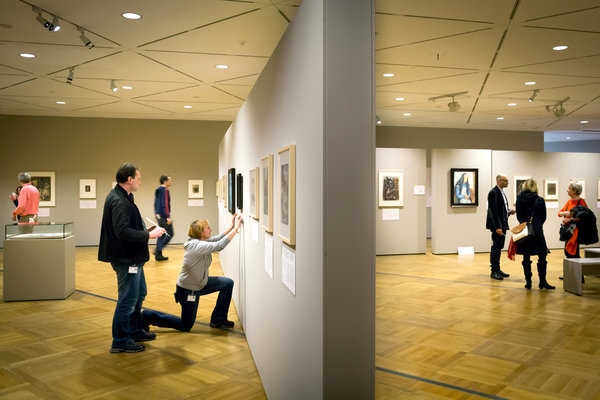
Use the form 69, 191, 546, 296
559, 223, 575, 242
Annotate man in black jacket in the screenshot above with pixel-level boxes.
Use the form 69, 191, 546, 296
486, 174, 514, 280
99, 163, 166, 353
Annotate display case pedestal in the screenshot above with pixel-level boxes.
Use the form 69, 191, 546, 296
4, 236, 75, 301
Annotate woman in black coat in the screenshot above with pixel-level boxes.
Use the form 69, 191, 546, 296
515, 179, 555, 290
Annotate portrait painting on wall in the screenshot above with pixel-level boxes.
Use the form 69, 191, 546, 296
378, 170, 404, 208
513, 175, 531, 204
79, 179, 96, 199
450, 168, 478, 207
261, 154, 273, 232
544, 179, 559, 201
569, 178, 585, 199
278, 145, 296, 246
249, 167, 259, 219
187, 179, 204, 199
29, 171, 55, 207
227, 168, 236, 214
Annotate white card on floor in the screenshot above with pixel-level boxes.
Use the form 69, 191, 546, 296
187, 295, 196, 302
128, 266, 138, 274
457, 246, 474, 255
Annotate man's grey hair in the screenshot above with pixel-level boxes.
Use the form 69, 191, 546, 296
496, 174, 508, 183
18, 172, 31, 183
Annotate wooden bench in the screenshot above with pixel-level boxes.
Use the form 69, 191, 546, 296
563, 258, 600, 295
584, 248, 600, 258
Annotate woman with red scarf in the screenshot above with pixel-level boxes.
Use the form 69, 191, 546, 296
559, 183, 587, 258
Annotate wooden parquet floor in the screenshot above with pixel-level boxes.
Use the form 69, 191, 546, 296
2, 245, 600, 399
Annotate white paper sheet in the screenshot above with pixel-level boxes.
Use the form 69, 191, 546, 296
187, 199, 204, 207
38, 208, 50, 217
79, 200, 97, 209
281, 245, 296, 295
546, 201, 559, 209
457, 246, 474, 255
381, 208, 400, 220
413, 185, 425, 195
252, 219, 259, 243
264, 234, 273, 279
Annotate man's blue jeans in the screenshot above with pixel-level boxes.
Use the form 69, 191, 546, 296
111, 263, 146, 346
155, 217, 173, 252
142, 277, 233, 332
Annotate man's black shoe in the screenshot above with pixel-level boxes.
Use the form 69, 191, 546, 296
490, 271, 504, 280
498, 270, 510, 278
110, 340, 145, 353
210, 320, 235, 329
155, 251, 168, 261
132, 330, 156, 342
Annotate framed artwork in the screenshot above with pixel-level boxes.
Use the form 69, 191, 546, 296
278, 145, 296, 246
513, 175, 531, 204
236, 173, 243, 212
261, 154, 273, 232
29, 171, 55, 207
249, 167, 259, 219
597, 180, 600, 201
188, 179, 204, 199
215, 179, 220, 199
569, 178, 585, 199
223, 175, 228, 208
378, 170, 404, 208
228, 168, 236, 214
543, 179, 559, 201
79, 179, 96, 199
450, 168, 478, 207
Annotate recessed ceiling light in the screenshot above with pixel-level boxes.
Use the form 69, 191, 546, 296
524, 81, 536, 86
395, 97, 405, 101
215, 64, 229, 69
184, 105, 192, 109
56, 101, 66, 104
20, 53, 35, 58
496, 117, 505, 120
403, 113, 411, 116
122, 86, 133, 90
508, 103, 517, 106
552, 45, 568, 51
580, 120, 589, 124
383, 73, 395, 77
122, 12, 142, 20
566, 136, 571, 139
376, 120, 382, 125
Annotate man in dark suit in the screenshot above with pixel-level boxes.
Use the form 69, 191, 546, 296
486, 174, 514, 280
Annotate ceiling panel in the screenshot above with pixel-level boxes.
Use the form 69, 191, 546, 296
513, 0, 600, 26
376, 0, 514, 23
134, 84, 242, 103
503, 55, 600, 78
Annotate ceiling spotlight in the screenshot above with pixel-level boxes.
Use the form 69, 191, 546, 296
122, 86, 133, 90
77, 27, 95, 49
66, 67, 74, 84
508, 103, 517, 106
111, 80, 118, 92
215, 64, 229, 69
428, 91, 467, 112
403, 113, 411, 116
20, 53, 35, 58
122, 12, 142, 20
382, 73, 394, 77
376, 116, 382, 125
56, 101, 66, 104
524, 81, 536, 86
395, 97, 405, 101
35, 12, 50, 29
552, 45, 568, 51
545, 97, 570, 118
580, 120, 589, 124
51, 16, 61, 32
496, 117, 505, 120
528, 89, 539, 102
184, 105, 192, 109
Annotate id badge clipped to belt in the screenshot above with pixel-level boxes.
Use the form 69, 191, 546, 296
128, 265, 138, 274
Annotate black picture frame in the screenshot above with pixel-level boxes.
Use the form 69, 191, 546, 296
450, 168, 478, 207
236, 173, 243, 212
228, 168, 236, 214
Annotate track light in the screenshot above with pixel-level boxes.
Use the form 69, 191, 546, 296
77, 27, 95, 49
111, 80, 118, 92
51, 16, 61, 32
376, 116, 382, 125
528, 89, 539, 103
428, 91, 467, 112
66, 68, 74, 85
33, 7, 60, 32
545, 97, 570, 118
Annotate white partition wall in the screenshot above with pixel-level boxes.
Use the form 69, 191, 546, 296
431, 149, 492, 254
217, 0, 375, 398
376, 148, 427, 254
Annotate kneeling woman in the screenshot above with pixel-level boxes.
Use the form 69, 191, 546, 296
142, 214, 242, 331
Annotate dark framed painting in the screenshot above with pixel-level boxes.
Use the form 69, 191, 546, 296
249, 167, 259, 219
278, 145, 296, 247
29, 171, 55, 207
261, 154, 273, 232
236, 173, 243, 212
450, 168, 478, 207
513, 175, 531, 204
378, 170, 403, 207
228, 168, 236, 214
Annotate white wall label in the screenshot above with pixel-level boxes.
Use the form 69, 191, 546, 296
457, 246, 474, 255
187, 199, 204, 207
252, 219, 259, 243
381, 208, 400, 220
546, 201, 559, 209
38, 208, 50, 217
264, 233, 273, 279
282, 245, 296, 296
79, 200, 97, 209
413, 185, 425, 195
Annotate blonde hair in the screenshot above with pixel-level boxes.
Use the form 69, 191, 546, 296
522, 178, 538, 194
188, 219, 209, 239
570, 183, 582, 196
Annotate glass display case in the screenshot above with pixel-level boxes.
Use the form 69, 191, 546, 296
4, 222, 74, 240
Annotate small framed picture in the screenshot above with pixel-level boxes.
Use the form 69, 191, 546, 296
569, 178, 585, 199
513, 175, 531, 204
29, 171, 55, 207
261, 154, 274, 233
543, 179, 559, 201
378, 170, 404, 208
188, 179, 204, 199
450, 168, 478, 207
249, 167, 259, 219
278, 145, 296, 246
597, 180, 600, 201
79, 179, 96, 199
